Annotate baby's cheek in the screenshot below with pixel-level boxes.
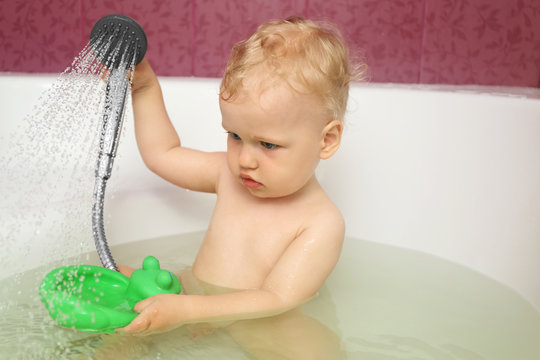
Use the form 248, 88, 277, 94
226, 153, 238, 174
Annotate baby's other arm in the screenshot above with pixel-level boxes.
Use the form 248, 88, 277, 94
119, 206, 345, 335
131, 59, 223, 193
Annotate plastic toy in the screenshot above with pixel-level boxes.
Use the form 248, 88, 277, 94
39, 256, 182, 333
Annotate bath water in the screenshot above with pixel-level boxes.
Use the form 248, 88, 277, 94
0, 231, 538, 359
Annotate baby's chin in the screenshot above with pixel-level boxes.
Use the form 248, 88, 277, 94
245, 185, 302, 200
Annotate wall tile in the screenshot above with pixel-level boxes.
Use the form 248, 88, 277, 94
421, 0, 540, 86
82, 0, 192, 76
192, 0, 306, 77
1, 0, 539, 86
309, 0, 425, 83
0, 0, 81, 73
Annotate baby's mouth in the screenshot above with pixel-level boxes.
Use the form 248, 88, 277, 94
240, 174, 262, 189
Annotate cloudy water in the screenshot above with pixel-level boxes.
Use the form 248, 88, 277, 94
0, 232, 539, 359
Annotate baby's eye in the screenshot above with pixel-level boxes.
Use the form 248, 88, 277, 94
228, 132, 241, 140
261, 141, 278, 150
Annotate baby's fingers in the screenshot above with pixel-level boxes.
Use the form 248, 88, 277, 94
133, 296, 155, 314
117, 264, 135, 278
116, 298, 155, 334
117, 312, 151, 334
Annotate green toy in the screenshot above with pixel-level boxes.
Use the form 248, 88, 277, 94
39, 256, 182, 333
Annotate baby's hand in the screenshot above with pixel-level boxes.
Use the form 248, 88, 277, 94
117, 293, 186, 335
130, 58, 158, 94
117, 264, 135, 278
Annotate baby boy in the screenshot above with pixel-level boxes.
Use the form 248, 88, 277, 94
120, 16, 358, 335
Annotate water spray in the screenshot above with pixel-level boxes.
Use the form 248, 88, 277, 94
39, 15, 182, 333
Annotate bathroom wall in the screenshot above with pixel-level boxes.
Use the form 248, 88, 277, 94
1, 0, 539, 86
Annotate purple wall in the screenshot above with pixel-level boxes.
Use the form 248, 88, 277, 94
1, 0, 539, 86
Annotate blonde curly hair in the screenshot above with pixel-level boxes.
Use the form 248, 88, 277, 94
220, 16, 364, 122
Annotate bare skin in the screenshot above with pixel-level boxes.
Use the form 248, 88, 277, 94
119, 59, 345, 336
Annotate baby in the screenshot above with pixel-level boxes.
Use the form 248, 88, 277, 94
120, 16, 358, 335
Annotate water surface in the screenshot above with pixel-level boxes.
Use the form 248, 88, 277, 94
0, 231, 538, 359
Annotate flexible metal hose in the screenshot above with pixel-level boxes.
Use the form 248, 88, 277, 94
92, 176, 117, 270
92, 68, 129, 271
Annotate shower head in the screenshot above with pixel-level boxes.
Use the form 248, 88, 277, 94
90, 14, 147, 69
90, 14, 147, 271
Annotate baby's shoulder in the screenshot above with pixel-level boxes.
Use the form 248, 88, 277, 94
303, 191, 345, 238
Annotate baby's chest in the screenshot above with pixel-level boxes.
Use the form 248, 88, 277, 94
207, 198, 303, 260
211, 207, 298, 253
193, 189, 313, 286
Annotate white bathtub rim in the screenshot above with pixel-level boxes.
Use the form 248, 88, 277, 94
0, 73, 539, 313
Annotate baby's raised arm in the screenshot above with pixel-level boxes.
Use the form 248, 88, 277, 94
131, 59, 223, 193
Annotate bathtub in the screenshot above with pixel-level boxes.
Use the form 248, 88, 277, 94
0, 73, 539, 357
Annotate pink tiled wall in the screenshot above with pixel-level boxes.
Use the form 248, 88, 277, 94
1, 0, 539, 86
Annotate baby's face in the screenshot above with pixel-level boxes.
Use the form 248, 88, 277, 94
220, 82, 328, 198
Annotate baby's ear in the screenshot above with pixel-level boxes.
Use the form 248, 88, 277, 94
319, 120, 343, 159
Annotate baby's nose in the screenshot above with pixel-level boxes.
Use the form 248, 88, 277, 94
239, 144, 258, 169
